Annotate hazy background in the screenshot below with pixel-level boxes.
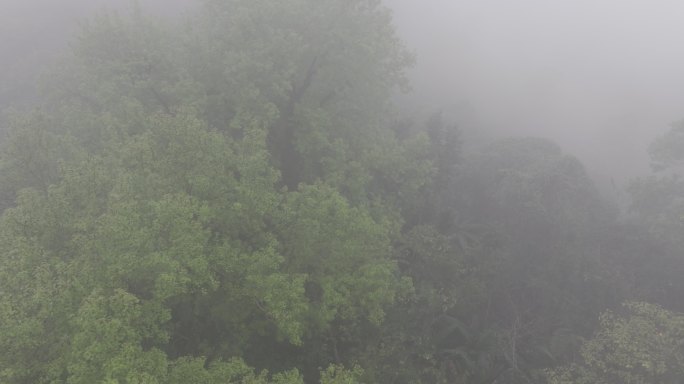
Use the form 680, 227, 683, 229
386, 0, 684, 193
3, 0, 684, 192
0, 0, 189, 108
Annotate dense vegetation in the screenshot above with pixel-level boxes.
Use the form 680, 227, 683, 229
1, 1, 684, 383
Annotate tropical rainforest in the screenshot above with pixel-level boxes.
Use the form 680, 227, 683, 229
1, 1, 684, 383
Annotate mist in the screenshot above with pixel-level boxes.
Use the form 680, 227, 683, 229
387, 0, 684, 189
6, 0, 684, 183
0, 0, 190, 107
2, 1, 684, 383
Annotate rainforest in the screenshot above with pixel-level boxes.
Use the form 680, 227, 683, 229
2, 1, 684, 383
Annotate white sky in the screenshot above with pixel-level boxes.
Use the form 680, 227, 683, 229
386, 0, 684, 186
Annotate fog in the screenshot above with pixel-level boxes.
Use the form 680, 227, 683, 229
387, 0, 684, 189
0, 0, 190, 107
5, 0, 683, 187
4, 1, 684, 383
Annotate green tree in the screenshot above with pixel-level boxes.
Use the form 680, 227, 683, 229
190, 0, 413, 191
0, 1, 414, 382
547, 302, 684, 384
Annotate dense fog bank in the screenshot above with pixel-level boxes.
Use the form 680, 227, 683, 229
386, 0, 684, 191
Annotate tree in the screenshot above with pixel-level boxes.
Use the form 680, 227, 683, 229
627, 121, 684, 257
440, 137, 617, 382
547, 302, 684, 384
649, 120, 684, 172
625, 122, 684, 311
191, 0, 413, 191
0, 2, 413, 382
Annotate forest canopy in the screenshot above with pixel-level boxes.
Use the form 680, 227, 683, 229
1, 1, 684, 384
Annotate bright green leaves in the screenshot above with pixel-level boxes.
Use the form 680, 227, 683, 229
168, 357, 363, 384
68, 290, 169, 384
0, 0, 418, 382
0, 109, 405, 381
231, 242, 308, 344
278, 183, 401, 327
0, 212, 72, 383
586, 302, 684, 383
113, 113, 233, 200
319, 365, 364, 384
92, 194, 215, 301
168, 357, 304, 384
548, 302, 684, 384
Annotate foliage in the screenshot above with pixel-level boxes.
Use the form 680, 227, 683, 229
3, 0, 684, 383
649, 120, 684, 172
547, 302, 684, 384
0, 1, 408, 382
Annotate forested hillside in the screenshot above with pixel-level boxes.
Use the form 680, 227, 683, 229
2, 1, 684, 383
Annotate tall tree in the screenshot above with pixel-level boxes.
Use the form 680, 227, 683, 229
0, 2, 415, 383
